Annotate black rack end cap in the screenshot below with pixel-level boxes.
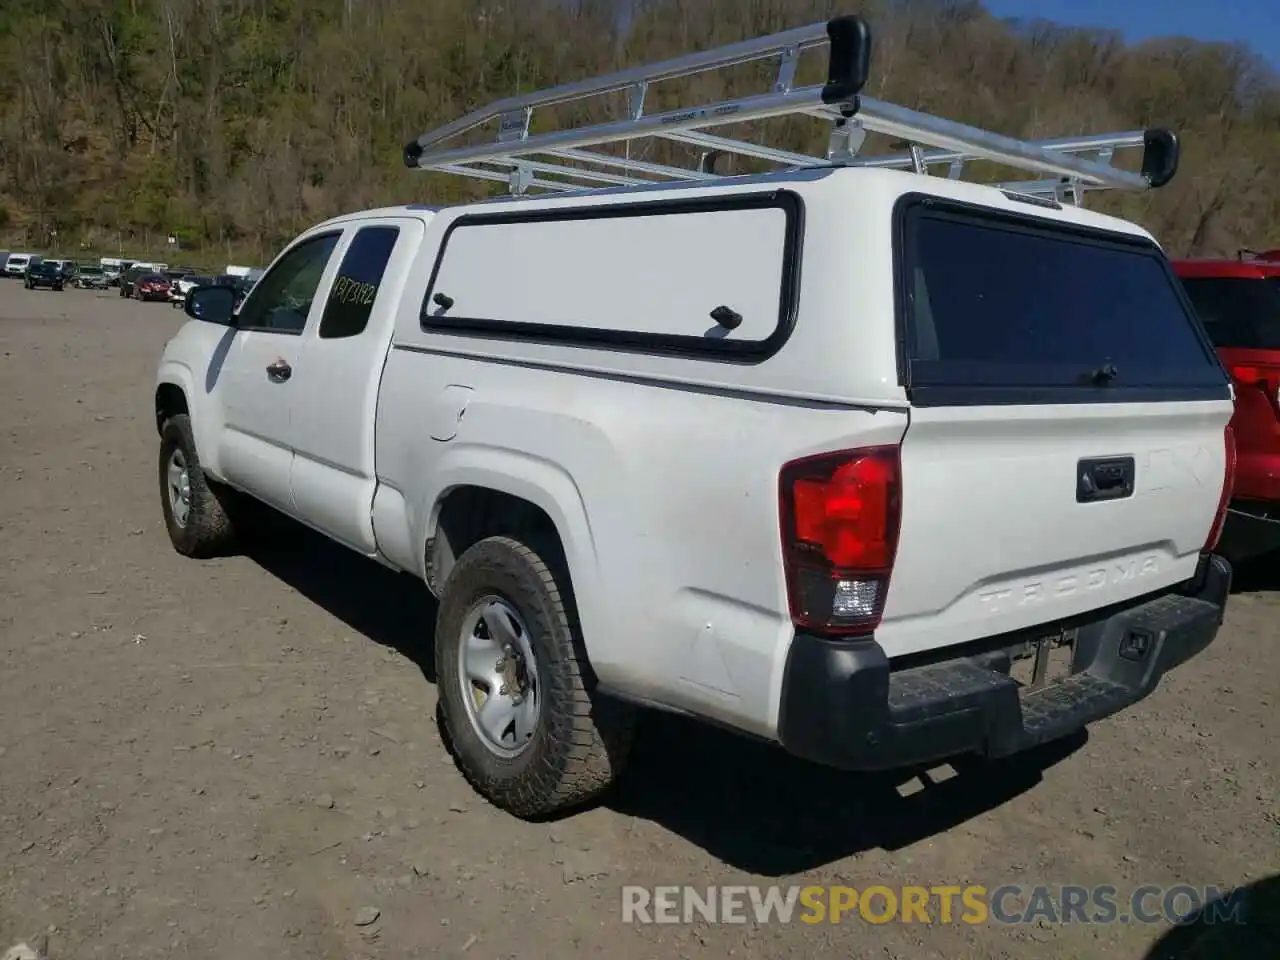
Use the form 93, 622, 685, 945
821, 14, 872, 106
1142, 128, 1179, 188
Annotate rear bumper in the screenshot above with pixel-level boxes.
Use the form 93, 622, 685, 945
777, 553, 1231, 771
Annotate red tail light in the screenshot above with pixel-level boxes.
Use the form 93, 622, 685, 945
779, 445, 901, 635
1204, 425, 1237, 553
1229, 364, 1280, 417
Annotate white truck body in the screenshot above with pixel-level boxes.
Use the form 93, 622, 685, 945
151, 16, 1236, 818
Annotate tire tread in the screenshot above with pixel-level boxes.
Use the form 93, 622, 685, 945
159, 413, 237, 558
436, 535, 635, 819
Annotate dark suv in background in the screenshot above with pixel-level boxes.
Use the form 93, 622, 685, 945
119, 266, 148, 298
24, 259, 65, 291
1176, 249, 1280, 562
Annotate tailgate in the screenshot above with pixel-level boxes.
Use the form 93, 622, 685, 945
875, 197, 1233, 659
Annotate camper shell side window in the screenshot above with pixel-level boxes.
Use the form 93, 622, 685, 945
420, 191, 805, 362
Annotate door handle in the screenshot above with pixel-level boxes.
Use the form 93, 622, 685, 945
265, 359, 292, 383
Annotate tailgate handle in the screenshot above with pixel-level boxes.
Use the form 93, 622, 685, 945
1077, 456, 1135, 503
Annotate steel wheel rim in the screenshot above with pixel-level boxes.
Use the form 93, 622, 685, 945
457, 596, 540, 758
166, 448, 192, 528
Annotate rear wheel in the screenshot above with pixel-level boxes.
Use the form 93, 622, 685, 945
158, 414, 237, 558
435, 535, 635, 819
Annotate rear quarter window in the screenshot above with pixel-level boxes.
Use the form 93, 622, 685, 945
319, 225, 401, 339
896, 196, 1229, 405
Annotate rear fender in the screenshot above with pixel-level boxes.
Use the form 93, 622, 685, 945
417, 448, 602, 647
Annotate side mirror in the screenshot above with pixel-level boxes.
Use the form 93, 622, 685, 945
185, 285, 238, 325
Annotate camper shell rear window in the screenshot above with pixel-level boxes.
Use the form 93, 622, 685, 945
894, 195, 1230, 406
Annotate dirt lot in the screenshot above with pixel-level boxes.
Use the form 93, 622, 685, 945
0, 282, 1275, 959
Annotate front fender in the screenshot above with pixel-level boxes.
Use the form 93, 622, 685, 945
154, 320, 237, 480
155, 362, 223, 479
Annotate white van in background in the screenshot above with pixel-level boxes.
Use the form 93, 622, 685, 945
4, 253, 35, 278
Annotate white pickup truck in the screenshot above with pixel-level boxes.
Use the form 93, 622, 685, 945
153, 16, 1236, 818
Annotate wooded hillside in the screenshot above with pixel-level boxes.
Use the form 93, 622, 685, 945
1, 0, 1276, 262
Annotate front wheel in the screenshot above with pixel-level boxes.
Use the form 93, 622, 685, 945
158, 414, 237, 558
435, 535, 635, 819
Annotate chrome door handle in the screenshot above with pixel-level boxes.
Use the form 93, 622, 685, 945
265, 360, 292, 383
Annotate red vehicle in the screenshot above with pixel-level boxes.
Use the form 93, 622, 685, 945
134, 273, 171, 302
1175, 249, 1280, 562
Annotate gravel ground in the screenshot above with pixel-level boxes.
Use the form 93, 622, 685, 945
0, 283, 1275, 959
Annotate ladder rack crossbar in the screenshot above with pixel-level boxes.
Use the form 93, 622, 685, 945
404, 14, 1180, 205
411, 21, 835, 159
842, 131, 1145, 170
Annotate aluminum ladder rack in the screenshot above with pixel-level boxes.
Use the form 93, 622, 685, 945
403, 14, 1179, 206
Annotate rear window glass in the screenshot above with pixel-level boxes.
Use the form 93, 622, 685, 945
1179, 277, 1280, 350
899, 202, 1226, 401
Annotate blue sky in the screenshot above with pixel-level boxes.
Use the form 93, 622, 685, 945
983, 0, 1280, 66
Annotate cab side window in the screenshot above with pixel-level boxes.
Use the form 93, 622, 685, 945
318, 226, 401, 339
238, 233, 341, 334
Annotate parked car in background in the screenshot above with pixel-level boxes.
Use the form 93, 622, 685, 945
170, 274, 212, 307
5, 253, 36, 278
0, 251, 10, 272
24, 258, 65, 291
75, 264, 109, 289
101, 258, 134, 286
1176, 250, 1280, 562
119, 266, 148, 298
44, 259, 77, 281
134, 273, 171, 302
212, 272, 255, 309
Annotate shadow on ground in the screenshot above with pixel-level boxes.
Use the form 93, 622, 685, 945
243, 514, 440, 682
1228, 553, 1280, 594
612, 712, 1084, 874
1142, 873, 1279, 960
245, 512, 1085, 874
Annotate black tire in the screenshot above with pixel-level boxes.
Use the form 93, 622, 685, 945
435, 535, 635, 819
158, 413, 237, 558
